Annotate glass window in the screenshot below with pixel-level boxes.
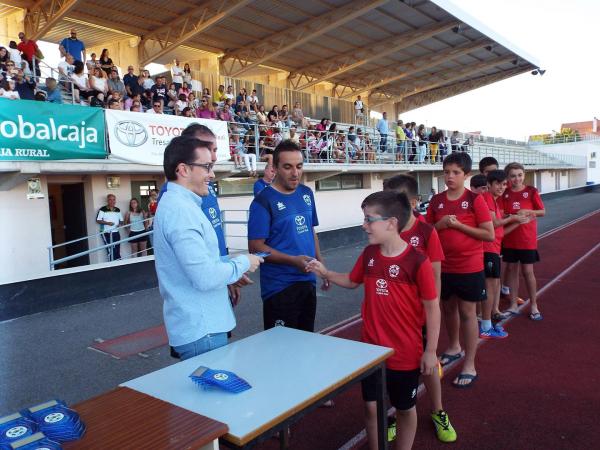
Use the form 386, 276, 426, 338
217, 177, 255, 196
316, 174, 363, 191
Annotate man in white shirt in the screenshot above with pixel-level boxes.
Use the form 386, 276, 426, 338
96, 194, 124, 261
225, 85, 234, 101
354, 95, 364, 118
171, 59, 183, 92
146, 101, 163, 114
248, 89, 259, 106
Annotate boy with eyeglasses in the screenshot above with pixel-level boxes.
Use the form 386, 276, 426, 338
306, 191, 440, 450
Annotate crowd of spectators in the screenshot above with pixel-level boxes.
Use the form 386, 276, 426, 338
1, 28, 474, 171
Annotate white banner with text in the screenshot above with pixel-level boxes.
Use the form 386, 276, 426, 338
105, 110, 229, 165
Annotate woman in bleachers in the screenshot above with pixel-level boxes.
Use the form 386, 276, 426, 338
98, 49, 113, 76
292, 102, 308, 129
0, 79, 20, 99
196, 97, 215, 119
267, 105, 279, 124
89, 66, 108, 99
178, 82, 191, 98
183, 63, 192, 85
139, 70, 154, 90
256, 104, 268, 127
316, 118, 328, 132
175, 93, 188, 115
70, 61, 93, 104
202, 87, 211, 102
428, 126, 442, 163
0, 47, 9, 72
416, 124, 427, 163
166, 83, 178, 110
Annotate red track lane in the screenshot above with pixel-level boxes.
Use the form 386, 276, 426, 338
252, 211, 600, 450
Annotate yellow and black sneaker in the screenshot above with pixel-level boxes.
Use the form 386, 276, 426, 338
431, 410, 457, 443
387, 417, 397, 442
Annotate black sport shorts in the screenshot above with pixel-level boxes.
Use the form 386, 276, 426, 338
263, 281, 316, 332
502, 248, 540, 264
362, 368, 420, 411
484, 252, 501, 278
441, 271, 487, 302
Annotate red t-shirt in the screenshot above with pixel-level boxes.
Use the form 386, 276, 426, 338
482, 191, 504, 254
502, 186, 544, 250
413, 210, 426, 223
426, 189, 491, 273
349, 244, 437, 370
400, 218, 445, 263
17, 40, 38, 61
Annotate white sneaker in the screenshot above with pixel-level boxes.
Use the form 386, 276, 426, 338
501, 285, 510, 295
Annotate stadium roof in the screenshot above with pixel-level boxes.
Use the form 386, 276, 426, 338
1, 0, 541, 111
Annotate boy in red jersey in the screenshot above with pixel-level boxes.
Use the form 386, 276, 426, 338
502, 162, 545, 320
426, 152, 494, 388
383, 175, 456, 443
480, 170, 526, 336
307, 191, 440, 450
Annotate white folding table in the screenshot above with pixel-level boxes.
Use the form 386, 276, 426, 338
122, 326, 393, 449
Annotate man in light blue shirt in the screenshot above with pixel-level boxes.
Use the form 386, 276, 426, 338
376, 112, 389, 153
154, 135, 262, 360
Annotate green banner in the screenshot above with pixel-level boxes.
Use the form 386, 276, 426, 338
0, 99, 106, 160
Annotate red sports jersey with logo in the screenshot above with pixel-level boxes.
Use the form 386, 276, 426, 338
349, 244, 437, 370
482, 191, 504, 254
400, 218, 445, 263
502, 186, 544, 250
413, 210, 427, 223
426, 189, 491, 273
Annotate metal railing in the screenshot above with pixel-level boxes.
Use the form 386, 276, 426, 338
48, 218, 153, 270
528, 133, 600, 146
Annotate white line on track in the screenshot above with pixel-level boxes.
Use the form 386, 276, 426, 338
335, 208, 600, 450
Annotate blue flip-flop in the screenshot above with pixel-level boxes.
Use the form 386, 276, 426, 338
504, 310, 521, 317
529, 312, 543, 321
452, 373, 478, 389
439, 352, 462, 367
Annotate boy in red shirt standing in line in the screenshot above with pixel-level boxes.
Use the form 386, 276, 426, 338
502, 162, 545, 320
383, 175, 456, 443
307, 191, 440, 450
480, 170, 527, 336
426, 153, 494, 388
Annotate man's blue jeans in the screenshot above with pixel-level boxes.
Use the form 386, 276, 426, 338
172, 332, 228, 360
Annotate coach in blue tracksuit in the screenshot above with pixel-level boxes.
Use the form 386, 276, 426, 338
248, 140, 328, 331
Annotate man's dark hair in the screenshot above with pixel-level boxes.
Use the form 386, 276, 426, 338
163, 136, 212, 181
273, 140, 302, 167
443, 151, 472, 174
383, 174, 418, 199
34, 91, 47, 101
469, 174, 487, 189
107, 98, 119, 107
361, 191, 411, 232
181, 123, 215, 138
479, 156, 499, 173
486, 169, 507, 184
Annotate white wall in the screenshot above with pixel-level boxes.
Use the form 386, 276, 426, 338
0, 177, 52, 284
540, 171, 555, 194
535, 142, 600, 184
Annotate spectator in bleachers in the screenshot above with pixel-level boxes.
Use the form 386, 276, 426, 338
225, 85, 234, 102
256, 104, 268, 125
450, 130, 460, 152
202, 87, 211, 101
376, 112, 389, 153
291, 101, 307, 128
267, 105, 279, 124
20, 60, 33, 78
34, 90, 47, 101
0, 46, 8, 70
0, 78, 19, 99
216, 84, 226, 104
178, 82, 191, 98
183, 63, 192, 85
71, 61, 93, 104
278, 104, 290, 127
59, 28, 85, 63
130, 103, 142, 112
181, 107, 194, 118
288, 124, 300, 144
108, 91, 124, 109
196, 97, 215, 119
14, 69, 35, 100
396, 120, 407, 161
175, 93, 188, 115
171, 59, 183, 92
248, 89, 259, 107
123, 65, 140, 98
151, 76, 168, 107
89, 66, 108, 99
99, 49, 113, 76
187, 92, 200, 110
123, 93, 140, 110
166, 82, 178, 109
141, 89, 153, 111
139, 70, 154, 90
147, 100, 163, 114
108, 69, 126, 98
85, 52, 98, 71
57, 54, 75, 82
236, 87, 247, 105
316, 118, 329, 131
416, 124, 427, 163
16, 32, 40, 76
42, 77, 62, 104
218, 103, 233, 122
107, 98, 122, 110
429, 126, 443, 163
354, 95, 364, 119
7, 41, 22, 69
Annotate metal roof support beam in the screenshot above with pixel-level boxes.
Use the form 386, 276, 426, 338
338, 38, 490, 99
395, 66, 531, 113
24, 0, 81, 40
220, 0, 389, 78
289, 19, 459, 91
138, 0, 251, 67
389, 55, 517, 98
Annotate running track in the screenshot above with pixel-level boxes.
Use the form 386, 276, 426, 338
252, 210, 600, 450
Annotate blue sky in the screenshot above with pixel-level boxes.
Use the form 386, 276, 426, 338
399, 0, 599, 140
